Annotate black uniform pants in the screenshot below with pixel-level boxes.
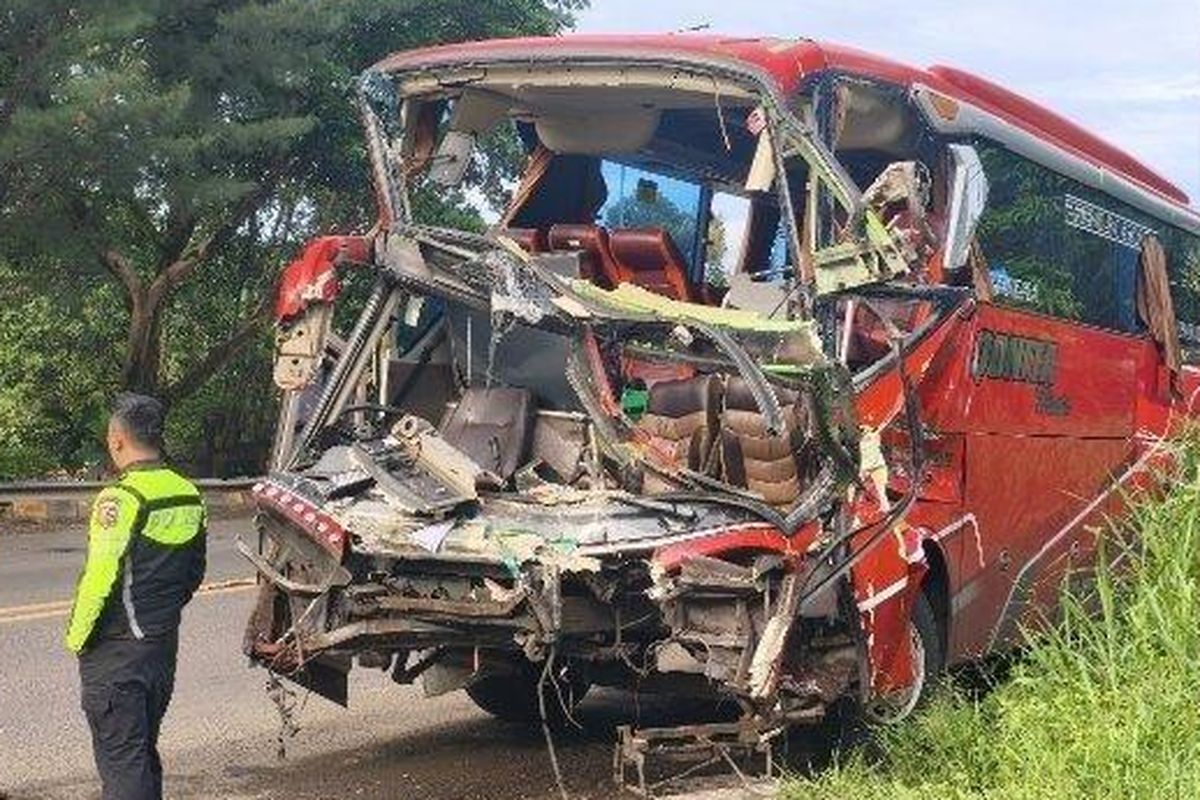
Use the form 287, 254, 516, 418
79, 635, 178, 800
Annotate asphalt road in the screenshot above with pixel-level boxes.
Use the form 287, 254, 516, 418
0, 517, 806, 800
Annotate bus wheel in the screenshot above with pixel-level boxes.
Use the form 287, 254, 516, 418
466, 659, 590, 725
863, 590, 943, 724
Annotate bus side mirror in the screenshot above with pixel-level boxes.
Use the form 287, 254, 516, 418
943, 144, 989, 271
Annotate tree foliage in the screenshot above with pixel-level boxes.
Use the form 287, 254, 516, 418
705, 213, 729, 287
0, 0, 583, 478
603, 193, 698, 259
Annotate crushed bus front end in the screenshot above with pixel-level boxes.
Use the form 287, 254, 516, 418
239, 34, 989, 784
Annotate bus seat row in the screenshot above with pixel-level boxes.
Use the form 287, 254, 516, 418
633, 374, 816, 507
502, 224, 698, 303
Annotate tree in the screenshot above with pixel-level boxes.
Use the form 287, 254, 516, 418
0, 0, 582, 398
0, 0, 583, 475
705, 213, 728, 287
0, 258, 124, 478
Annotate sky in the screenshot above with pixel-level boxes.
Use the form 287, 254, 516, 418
573, 0, 1200, 206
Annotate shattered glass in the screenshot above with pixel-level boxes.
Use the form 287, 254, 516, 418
487, 251, 555, 325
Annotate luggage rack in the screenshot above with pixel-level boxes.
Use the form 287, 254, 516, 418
613, 710, 818, 797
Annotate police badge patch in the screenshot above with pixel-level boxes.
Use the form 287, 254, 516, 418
96, 497, 120, 529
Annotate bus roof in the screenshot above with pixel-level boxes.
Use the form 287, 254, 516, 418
372, 33, 1193, 214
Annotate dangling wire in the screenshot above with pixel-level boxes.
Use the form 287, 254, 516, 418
265, 670, 309, 760
537, 649, 571, 800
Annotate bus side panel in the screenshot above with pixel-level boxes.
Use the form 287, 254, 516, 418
943, 305, 1141, 659
944, 305, 1139, 437
952, 433, 1134, 656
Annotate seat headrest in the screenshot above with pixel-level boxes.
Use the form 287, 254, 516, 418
724, 377, 799, 412
548, 223, 610, 251
609, 228, 686, 272
609, 228, 695, 301
645, 375, 720, 417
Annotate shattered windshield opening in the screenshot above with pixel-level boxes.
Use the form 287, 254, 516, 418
274, 57, 953, 499
362, 61, 805, 295
271, 60, 965, 542
277, 60, 941, 506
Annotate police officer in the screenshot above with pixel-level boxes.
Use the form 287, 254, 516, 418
65, 393, 207, 800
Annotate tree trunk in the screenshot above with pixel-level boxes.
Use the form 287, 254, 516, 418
121, 284, 166, 395
162, 282, 278, 405
103, 182, 281, 402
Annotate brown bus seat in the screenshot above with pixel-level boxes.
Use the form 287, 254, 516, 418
719, 377, 815, 507
548, 224, 622, 289
635, 376, 721, 488
621, 353, 696, 388
500, 227, 546, 253
609, 228, 697, 302
439, 387, 535, 482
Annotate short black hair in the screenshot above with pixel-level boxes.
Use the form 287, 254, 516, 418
110, 392, 165, 450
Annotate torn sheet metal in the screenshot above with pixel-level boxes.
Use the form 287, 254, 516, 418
274, 304, 333, 391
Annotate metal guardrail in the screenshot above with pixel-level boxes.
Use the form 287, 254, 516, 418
0, 477, 260, 496
0, 477, 262, 525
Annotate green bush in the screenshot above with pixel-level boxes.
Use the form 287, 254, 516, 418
786, 440, 1200, 800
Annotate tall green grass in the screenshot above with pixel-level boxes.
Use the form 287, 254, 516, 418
786, 441, 1200, 800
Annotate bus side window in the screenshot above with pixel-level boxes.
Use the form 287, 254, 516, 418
974, 140, 1148, 334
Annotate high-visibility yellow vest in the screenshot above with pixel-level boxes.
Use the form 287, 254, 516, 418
66, 463, 207, 653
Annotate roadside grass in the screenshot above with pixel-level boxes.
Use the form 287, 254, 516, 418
785, 441, 1200, 800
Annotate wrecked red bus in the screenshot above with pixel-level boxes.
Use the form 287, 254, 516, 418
241, 33, 1200, 781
